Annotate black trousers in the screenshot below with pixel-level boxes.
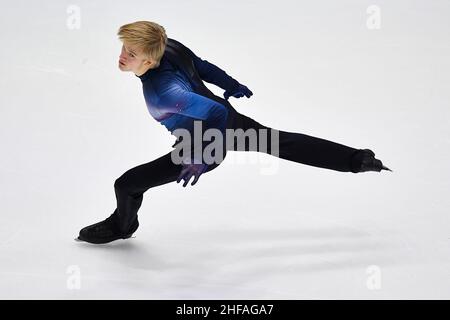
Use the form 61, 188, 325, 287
112, 104, 361, 234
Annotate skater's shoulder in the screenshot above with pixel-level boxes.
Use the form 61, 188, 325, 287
167, 37, 194, 52
138, 55, 174, 82
146, 70, 193, 99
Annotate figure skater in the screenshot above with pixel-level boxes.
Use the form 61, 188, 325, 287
77, 21, 391, 244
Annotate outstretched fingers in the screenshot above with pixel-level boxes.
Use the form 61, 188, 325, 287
182, 172, 195, 187
177, 163, 208, 187
191, 165, 207, 186
177, 167, 190, 184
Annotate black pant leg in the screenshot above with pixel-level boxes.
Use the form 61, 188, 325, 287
226, 111, 359, 172
112, 145, 225, 233
112, 151, 180, 233
276, 129, 359, 172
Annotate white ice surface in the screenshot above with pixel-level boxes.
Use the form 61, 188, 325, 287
1, 0, 449, 299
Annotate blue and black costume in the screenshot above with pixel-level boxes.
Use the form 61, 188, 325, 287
78, 38, 389, 243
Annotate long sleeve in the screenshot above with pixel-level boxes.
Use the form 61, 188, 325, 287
159, 83, 228, 128
158, 83, 229, 165
180, 44, 240, 92
193, 56, 240, 92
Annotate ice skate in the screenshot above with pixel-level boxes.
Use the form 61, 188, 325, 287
351, 149, 392, 173
76, 213, 139, 244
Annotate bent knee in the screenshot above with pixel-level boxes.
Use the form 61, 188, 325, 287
114, 176, 130, 192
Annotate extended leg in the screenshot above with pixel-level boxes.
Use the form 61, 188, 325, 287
226, 112, 388, 173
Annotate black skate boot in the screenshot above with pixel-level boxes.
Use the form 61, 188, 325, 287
77, 213, 139, 244
351, 149, 392, 173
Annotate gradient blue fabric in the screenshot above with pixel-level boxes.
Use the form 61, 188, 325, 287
136, 41, 241, 136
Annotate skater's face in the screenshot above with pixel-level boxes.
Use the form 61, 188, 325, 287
118, 42, 155, 76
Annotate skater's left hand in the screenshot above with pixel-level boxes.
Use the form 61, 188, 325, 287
223, 83, 253, 101
177, 162, 209, 187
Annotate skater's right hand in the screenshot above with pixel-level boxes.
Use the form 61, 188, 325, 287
177, 162, 209, 187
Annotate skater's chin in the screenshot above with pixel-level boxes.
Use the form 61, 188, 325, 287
118, 63, 130, 72
119, 67, 131, 73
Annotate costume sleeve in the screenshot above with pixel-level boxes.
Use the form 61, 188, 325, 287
194, 56, 240, 92
159, 84, 229, 165
180, 44, 240, 92
159, 83, 228, 126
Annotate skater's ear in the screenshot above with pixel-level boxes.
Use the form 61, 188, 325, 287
142, 58, 156, 68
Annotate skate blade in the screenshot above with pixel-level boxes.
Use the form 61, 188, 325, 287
74, 236, 136, 243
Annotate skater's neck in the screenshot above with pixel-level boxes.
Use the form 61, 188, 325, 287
135, 64, 154, 77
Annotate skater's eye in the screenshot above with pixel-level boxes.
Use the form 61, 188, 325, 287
124, 46, 136, 58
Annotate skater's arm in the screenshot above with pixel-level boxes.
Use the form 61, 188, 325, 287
159, 83, 229, 133
193, 55, 240, 92
158, 85, 228, 187
179, 42, 240, 92
187, 49, 253, 101
173, 40, 253, 101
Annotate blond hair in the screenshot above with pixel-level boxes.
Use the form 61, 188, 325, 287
117, 21, 167, 68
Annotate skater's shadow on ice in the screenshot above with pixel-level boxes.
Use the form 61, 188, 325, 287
75, 226, 403, 287
160, 227, 401, 286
